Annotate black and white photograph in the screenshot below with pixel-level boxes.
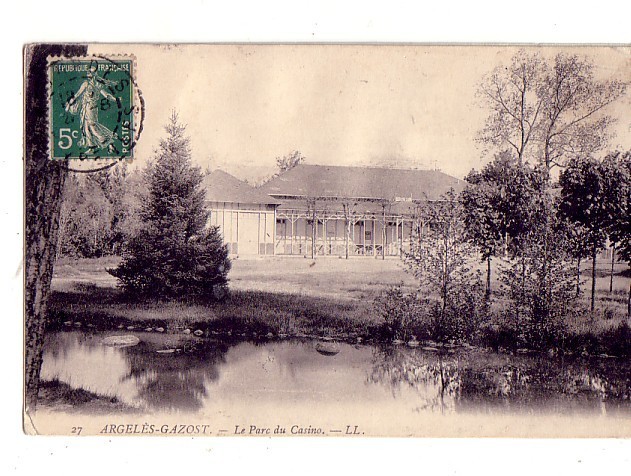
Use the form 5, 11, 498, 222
23, 43, 630, 438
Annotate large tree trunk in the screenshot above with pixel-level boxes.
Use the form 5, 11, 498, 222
24, 44, 87, 413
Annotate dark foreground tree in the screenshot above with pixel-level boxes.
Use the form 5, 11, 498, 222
25, 43, 88, 412
109, 112, 231, 299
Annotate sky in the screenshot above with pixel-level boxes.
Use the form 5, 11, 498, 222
90, 44, 631, 179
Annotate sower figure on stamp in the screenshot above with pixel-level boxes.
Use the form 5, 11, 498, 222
65, 65, 118, 153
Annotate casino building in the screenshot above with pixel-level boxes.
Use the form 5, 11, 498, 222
204, 164, 464, 258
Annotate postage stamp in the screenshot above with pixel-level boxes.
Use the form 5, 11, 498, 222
48, 56, 137, 161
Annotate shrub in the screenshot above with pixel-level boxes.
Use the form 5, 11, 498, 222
373, 284, 422, 340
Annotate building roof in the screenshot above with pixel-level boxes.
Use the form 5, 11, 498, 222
259, 164, 464, 201
203, 170, 281, 205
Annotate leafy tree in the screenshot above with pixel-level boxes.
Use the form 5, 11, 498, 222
403, 190, 486, 342
461, 152, 515, 298
607, 151, 631, 316
109, 111, 231, 299
57, 163, 141, 257
499, 193, 577, 349
558, 219, 590, 297
462, 153, 548, 298
478, 50, 626, 174
600, 152, 630, 294
558, 156, 624, 312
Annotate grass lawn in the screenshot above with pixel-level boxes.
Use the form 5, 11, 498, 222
50, 256, 420, 340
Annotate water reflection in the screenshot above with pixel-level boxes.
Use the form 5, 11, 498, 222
368, 347, 460, 413
41, 332, 631, 416
41, 331, 229, 412
368, 346, 631, 415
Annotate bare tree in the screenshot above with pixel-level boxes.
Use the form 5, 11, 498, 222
276, 150, 305, 173
478, 50, 627, 172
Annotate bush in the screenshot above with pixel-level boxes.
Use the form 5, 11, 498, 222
374, 280, 488, 343
599, 321, 631, 357
373, 284, 422, 340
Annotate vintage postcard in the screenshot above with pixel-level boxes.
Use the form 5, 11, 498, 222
24, 43, 631, 437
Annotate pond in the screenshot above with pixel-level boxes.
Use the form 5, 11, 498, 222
36, 330, 631, 436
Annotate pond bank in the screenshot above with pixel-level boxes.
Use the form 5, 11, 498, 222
48, 286, 631, 358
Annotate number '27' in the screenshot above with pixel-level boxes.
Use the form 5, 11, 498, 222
71, 426, 83, 435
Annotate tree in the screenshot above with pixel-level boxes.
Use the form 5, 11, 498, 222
57, 163, 140, 258
25, 43, 88, 412
558, 156, 624, 312
478, 50, 627, 174
109, 111, 231, 299
461, 152, 513, 298
403, 190, 485, 342
607, 151, 631, 316
500, 193, 577, 349
275, 150, 305, 173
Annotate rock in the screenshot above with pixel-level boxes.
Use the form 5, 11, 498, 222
73, 322, 82, 327
63, 321, 72, 326
278, 333, 288, 339
193, 329, 204, 337
392, 339, 404, 345
182, 329, 191, 334
156, 349, 176, 354
422, 346, 439, 352
126, 326, 136, 330
315, 342, 341, 356
407, 340, 420, 348
87, 323, 95, 328
266, 332, 274, 338
155, 327, 165, 333
356, 337, 363, 343
102, 335, 140, 347
145, 327, 153, 332
117, 324, 124, 329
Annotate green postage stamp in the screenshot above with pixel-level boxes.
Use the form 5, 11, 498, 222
48, 56, 137, 161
